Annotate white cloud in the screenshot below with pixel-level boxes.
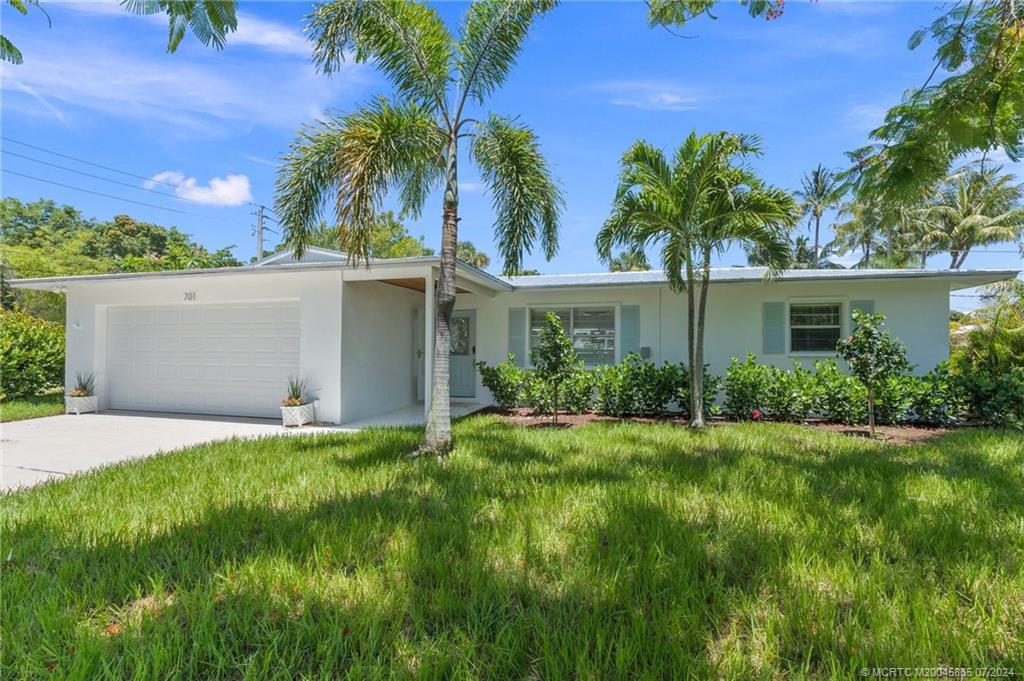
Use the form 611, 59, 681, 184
459, 181, 483, 193
231, 12, 308, 56
145, 170, 253, 206
57, 5, 308, 56
1, 37, 369, 135
588, 80, 702, 112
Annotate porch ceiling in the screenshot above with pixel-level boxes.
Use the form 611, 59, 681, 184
378, 277, 471, 294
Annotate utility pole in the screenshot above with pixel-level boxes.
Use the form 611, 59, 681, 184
256, 204, 264, 259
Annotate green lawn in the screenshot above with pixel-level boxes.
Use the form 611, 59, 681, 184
0, 393, 64, 422
2, 418, 1021, 679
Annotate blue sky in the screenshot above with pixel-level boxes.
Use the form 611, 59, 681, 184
2, 0, 1021, 307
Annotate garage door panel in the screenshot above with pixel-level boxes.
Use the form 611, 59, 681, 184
107, 302, 301, 418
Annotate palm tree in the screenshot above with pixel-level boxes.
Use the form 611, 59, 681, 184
275, 0, 562, 454
608, 247, 650, 272
597, 131, 798, 427
920, 166, 1024, 269
3, 0, 238, 64
794, 164, 845, 264
833, 198, 887, 268
456, 241, 491, 270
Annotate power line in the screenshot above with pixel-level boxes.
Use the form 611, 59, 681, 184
1, 135, 184, 190
3, 137, 276, 210
1, 169, 235, 223
2, 149, 189, 202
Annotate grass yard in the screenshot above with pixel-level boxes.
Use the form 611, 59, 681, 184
2, 417, 1022, 679
0, 393, 64, 422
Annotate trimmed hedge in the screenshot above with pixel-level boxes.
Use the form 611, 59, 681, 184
1, 310, 65, 399
479, 350, 1013, 428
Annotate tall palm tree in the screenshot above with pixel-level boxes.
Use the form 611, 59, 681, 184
276, 0, 562, 454
833, 198, 887, 268
608, 247, 650, 272
596, 131, 798, 427
794, 164, 845, 264
456, 241, 491, 270
920, 165, 1024, 269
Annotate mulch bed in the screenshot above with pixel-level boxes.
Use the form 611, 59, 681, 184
486, 407, 951, 445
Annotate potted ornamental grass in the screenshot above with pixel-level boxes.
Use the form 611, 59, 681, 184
65, 372, 98, 415
280, 376, 315, 427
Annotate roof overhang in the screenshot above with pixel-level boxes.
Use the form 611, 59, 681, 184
8, 255, 515, 294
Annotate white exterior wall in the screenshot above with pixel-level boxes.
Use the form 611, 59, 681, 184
63, 269, 344, 422
469, 277, 950, 405
339, 281, 422, 424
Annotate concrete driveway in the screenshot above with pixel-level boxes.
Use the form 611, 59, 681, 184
1, 411, 342, 492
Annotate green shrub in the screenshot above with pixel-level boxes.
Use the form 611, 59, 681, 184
953, 366, 1024, 429
873, 374, 917, 425
724, 354, 771, 420
812, 359, 866, 425
594, 363, 632, 417
477, 354, 525, 411
673, 363, 721, 420
909, 363, 963, 427
520, 371, 551, 414
594, 354, 712, 418
763, 362, 816, 422
0, 310, 64, 399
561, 369, 596, 414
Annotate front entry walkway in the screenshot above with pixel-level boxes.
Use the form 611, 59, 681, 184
338, 401, 488, 429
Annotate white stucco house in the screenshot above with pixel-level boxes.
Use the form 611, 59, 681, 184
11, 247, 1018, 426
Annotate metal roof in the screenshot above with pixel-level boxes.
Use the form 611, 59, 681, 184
10, 261, 1018, 293
500, 267, 1021, 292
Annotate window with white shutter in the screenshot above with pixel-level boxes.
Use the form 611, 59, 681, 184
529, 306, 616, 366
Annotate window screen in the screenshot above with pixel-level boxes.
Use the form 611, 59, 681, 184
529, 307, 616, 366
789, 303, 842, 352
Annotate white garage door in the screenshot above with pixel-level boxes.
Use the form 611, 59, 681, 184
107, 302, 300, 418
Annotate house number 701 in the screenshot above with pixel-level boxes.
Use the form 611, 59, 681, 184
184, 292, 197, 301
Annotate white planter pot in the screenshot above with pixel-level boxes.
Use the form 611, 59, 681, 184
65, 395, 98, 415
281, 402, 316, 427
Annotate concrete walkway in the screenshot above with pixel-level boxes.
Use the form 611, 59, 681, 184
1, 411, 341, 492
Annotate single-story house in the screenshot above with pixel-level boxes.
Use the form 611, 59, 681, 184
11, 247, 1018, 426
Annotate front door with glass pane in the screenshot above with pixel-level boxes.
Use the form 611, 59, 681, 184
450, 310, 476, 398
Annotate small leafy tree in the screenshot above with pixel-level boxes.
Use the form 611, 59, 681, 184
836, 310, 909, 437
530, 312, 580, 425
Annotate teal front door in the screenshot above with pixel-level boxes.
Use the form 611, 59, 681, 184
450, 310, 476, 398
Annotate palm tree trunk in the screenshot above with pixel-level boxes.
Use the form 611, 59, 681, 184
950, 251, 958, 269
691, 256, 711, 428
813, 214, 821, 265
423, 133, 459, 454
684, 256, 697, 421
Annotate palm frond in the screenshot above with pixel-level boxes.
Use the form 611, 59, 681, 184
120, 0, 237, 52
274, 98, 444, 263
455, 0, 557, 110
307, 0, 453, 116
470, 114, 563, 275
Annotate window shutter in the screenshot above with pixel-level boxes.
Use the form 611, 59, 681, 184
508, 308, 526, 367
620, 305, 640, 360
762, 302, 785, 354
850, 300, 874, 330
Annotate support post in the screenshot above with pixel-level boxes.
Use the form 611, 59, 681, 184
424, 269, 435, 419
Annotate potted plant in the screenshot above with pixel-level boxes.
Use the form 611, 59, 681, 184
280, 376, 315, 427
65, 372, 98, 415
